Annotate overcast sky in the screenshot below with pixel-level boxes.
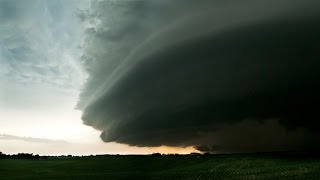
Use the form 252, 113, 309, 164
1, 0, 320, 155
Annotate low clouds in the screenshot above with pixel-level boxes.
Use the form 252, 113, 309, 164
0, 134, 66, 144
78, 0, 320, 152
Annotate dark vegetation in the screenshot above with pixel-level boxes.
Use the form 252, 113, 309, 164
1, 151, 320, 179
0, 152, 41, 160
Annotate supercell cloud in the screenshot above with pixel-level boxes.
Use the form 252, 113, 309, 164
78, 0, 320, 152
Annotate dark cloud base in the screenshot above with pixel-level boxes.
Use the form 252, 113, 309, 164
79, 1, 320, 152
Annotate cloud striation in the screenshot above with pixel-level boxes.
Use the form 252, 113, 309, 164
77, 0, 320, 152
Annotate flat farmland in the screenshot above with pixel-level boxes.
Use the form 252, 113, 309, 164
1, 154, 320, 179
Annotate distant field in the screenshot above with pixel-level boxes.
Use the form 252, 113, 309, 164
1, 154, 320, 179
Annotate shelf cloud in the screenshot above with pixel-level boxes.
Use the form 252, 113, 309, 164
77, 0, 320, 152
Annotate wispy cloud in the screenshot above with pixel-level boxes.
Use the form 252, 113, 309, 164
0, 134, 67, 144
0, 0, 87, 90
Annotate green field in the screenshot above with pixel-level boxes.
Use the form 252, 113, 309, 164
1, 154, 320, 179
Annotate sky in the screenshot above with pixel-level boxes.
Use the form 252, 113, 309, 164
0, 0, 195, 155
1, 0, 320, 155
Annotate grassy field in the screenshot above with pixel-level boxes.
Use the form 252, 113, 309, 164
1, 154, 320, 179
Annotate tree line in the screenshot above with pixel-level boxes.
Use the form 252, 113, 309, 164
0, 152, 41, 159
0, 151, 211, 159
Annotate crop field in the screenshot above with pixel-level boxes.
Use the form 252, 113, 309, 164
1, 154, 320, 179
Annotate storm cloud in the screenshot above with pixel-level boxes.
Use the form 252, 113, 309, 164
78, 0, 320, 152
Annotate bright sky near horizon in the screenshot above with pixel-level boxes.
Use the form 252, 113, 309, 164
0, 0, 196, 155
